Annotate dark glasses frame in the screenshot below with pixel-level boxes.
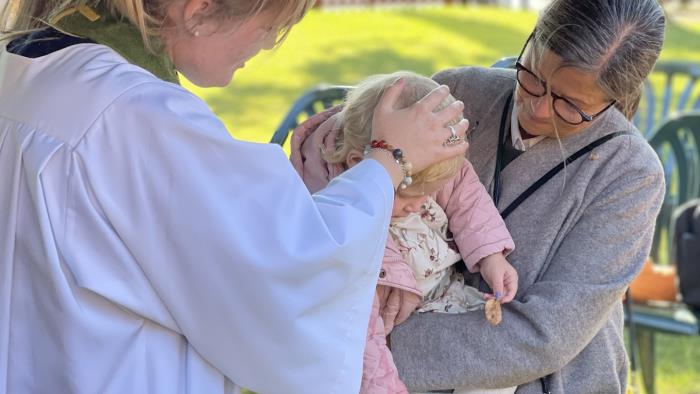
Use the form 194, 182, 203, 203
515, 32, 616, 126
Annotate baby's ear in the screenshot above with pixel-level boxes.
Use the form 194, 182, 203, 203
345, 149, 363, 168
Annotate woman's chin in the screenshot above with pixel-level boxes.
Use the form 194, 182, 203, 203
221, 64, 246, 85
519, 116, 553, 138
190, 73, 235, 88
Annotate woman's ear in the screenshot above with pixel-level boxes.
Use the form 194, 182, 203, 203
182, 0, 213, 35
345, 149, 364, 169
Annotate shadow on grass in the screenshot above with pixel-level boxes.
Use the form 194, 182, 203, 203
302, 47, 436, 83
204, 83, 302, 116
397, 8, 532, 63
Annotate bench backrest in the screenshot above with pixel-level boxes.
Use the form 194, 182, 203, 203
269, 85, 352, 147
648, 111, 700, 263
636, 62, 700, 139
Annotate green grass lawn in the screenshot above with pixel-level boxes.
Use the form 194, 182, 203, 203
628, 330, 700, 394
655, 333, 700, 393
185, 5, 538, 143
184, 5, 700, 393
185, 5, 700, 144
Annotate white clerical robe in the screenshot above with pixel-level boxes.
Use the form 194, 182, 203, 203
0, 43, 393, 394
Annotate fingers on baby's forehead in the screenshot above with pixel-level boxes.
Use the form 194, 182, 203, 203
418, 85, 451, 109
435, 101, 465, 125
377, 77, 407, 110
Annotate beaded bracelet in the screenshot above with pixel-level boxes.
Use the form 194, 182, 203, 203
363, 140, 413, 189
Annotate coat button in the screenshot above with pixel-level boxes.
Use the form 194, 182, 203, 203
379, 269, 387, 278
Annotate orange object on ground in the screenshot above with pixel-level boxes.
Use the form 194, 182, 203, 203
629, 259, 678, 303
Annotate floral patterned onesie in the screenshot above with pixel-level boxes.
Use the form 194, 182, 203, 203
389, 197, 486, 314
389, 197, 516, 394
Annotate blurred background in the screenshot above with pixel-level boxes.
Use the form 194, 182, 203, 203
184, 0, 700, 143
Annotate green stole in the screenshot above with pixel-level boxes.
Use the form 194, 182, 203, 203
52, 4, 179, 84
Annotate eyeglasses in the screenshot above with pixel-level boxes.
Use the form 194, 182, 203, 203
515, 33, 616, 126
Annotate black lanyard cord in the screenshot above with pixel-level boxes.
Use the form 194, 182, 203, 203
492, 92, 514, 206
500, 131, 626, 220
489, 93, 627, 393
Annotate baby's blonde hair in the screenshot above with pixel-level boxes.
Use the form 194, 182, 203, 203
324, 71, 465, 188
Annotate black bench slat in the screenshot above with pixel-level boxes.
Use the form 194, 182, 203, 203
626, 302, 699, 336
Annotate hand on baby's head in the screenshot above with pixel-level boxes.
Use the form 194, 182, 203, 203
324, 72, 468, 178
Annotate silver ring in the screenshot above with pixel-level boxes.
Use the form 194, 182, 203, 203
444, 137, 462, 146
448, 125, 457, 139
443, 125, 461, 146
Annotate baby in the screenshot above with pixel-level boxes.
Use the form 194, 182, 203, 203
292, 71, 518, 394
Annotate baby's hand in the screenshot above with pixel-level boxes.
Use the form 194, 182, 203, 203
479, 253, 518, 303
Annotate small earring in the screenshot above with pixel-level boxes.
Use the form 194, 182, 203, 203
193, 30, 200, 37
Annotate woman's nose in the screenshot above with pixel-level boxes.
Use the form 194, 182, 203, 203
530, 95, 552, 119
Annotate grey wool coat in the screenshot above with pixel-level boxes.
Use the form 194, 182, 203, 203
390, 67, 665, 394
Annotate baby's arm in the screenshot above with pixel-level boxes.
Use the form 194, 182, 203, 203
479, 252, 518, 303
433, 160, 515, 271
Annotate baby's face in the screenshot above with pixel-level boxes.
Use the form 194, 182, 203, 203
391, 181, 445, 218
392, 193, 430, 218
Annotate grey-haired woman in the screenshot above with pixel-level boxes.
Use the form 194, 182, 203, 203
390, 0, 666, 393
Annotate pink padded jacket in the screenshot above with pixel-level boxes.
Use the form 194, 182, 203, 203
290, 109, 514, 393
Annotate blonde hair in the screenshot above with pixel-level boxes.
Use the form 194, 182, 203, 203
1, 0, 314, 48
324, 71, 465, 189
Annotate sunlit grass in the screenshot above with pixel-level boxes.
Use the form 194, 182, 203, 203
184, 6, 700, 144
184, 6, 538, 143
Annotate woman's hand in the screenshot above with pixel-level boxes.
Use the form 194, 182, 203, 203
479, 252, 519, 303
368, 78, 469, 186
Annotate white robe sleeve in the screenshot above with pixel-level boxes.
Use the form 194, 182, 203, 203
63, 82, 393, 393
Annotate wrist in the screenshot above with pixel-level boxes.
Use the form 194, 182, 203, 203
366, 150, 404, 188
364, 140, 413, 191
479, 252, 502, 268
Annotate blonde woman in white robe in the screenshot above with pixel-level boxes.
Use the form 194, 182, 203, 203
0, 0, 469, 393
